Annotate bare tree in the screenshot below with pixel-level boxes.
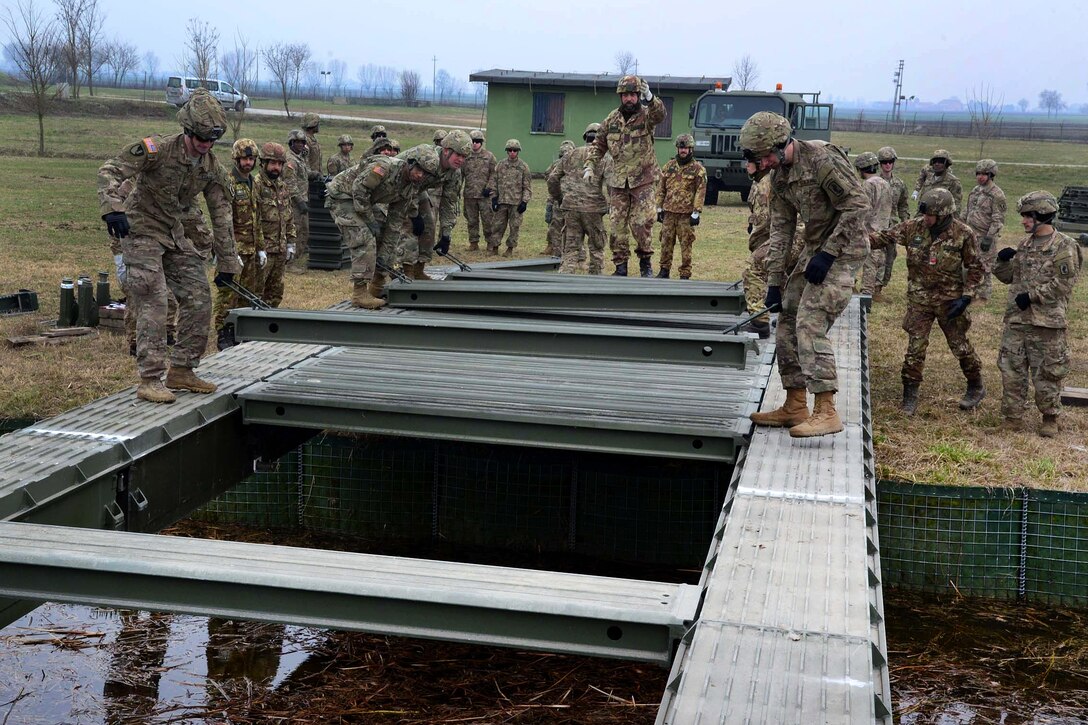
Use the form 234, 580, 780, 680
76, 0, 102, 94
285, 42, 310, 101
357, 62, 376, 95
220, 31, 256, 136
4, 0, 60, 155
732, 54, 759, 91
103, 37, 137, 86
301, 60, 320, 97
184, 17, 218, 84
400, 69, 420, 104
262, 41, 293, 114
614, 50, 635, 75
1038, 89, 1065, 118
434, 68, 453, 102
53, 0, 83, 96
142, 49, 158, 83
966, 84, 1004, 157
374, 64, 396, 97
1017, 98, 1029, 113
328, 58, 346, 95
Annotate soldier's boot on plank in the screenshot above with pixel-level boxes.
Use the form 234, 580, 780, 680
137, 378, 177, 404
901, 382, 920, 416
1039, 414, 1059, 438
408, 262, 429, 281
958, 376, 985, 410
613, 262, 628, 277
639, 257, 653, 278
165, 366, 218, 394
789, 391, 844, 438
741, 319, 770, 339
351, 280, 386, 310
750, 388, 809, 427
656, 267, 670, 279
368, 272, 389, 301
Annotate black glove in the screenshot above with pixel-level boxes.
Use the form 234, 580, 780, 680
516, 201, 527, 214
980, 236, 993, 252
434, 235, 451, 255
764, 285, 782, 312
103, 211, 130, 239
411, 215, 425, 236
213, 271, 235, 288
322, 175, 333, 184
747, 223, 753, 235
656, 210, 665, 223
482, 188, 492, 198
997, 247, 1017, 262
803, 251, 837, 285
1015, 292, 1031, 310
946, 296, 971, 320
490, 197, 499, 212
544, 204, 553, 224
689, 213, 700, 227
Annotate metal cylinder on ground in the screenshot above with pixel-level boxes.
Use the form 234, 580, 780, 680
58, 277, 75, 327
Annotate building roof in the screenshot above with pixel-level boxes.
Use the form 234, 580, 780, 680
470, 69, 731, 93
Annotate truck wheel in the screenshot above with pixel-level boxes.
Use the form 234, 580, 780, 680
704, 185, 719, 206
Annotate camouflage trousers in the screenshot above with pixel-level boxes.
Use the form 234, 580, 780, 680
859, 249, 886, 295
260, 252, 286, 308
213, 253, 264, 329
561, 211, 606, 274
492, 204, 524, 250
743, 242, 769, 323
976, 243, 997, 301
998, 324, 1069, 419
332, 200, 399, 281
658, 212, 696, 278
292, 209, 309, 266
608, 183, 655, 264
900, 300, 981, 384
881, 243, 897, 287
463, 196, 495, 247
122, 234, 211, 379
399, 193, 437, 266
545, 207, 565, 256
776, 251, 863, 394
124, 286, 176, 346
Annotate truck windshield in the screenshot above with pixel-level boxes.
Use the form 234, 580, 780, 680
695, 95, 787, 128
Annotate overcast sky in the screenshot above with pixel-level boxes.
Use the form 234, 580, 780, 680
91, 0, 1085, 108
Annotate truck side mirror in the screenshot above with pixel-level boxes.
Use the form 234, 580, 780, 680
688, 103, 695, 120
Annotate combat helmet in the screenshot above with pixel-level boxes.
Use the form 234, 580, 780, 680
470, 129, 485, 142
404, 144, 441, 177
389, 138, 401, 152
337, 134, 354, 147
918, 188, 956, 217
1017, 190, 1059, 217
302, 112, 320, 130
441, 129, 472, 157
675, 133, 695, 148
259, 141, 287, 163
559, 140, 576, 157
432, 129, 448, 145
739, 111, 792, 160
975, 159, 998, 176
930, 149, 952, 165
286, 129, 307, 145
368, 137, 394, 155
616, 74, 640, 93
231, 138, 259, 160
370, 124, 387, 140
583, 122, 601, 141
176, 87, 226, 141
505, 139, 522, 152
854, 151, 879, 173
876, 146, 898, 163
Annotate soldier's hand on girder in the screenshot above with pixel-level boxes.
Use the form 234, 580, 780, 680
491, 197, 499, 212
803, 251, 837, 285
997, 247, 1017, 262
482, 188, 492, 198
517, 201, 527, 214
434, 235, 451, 255
257, 250, 268, 268
1015, 292, 1031, 310
103, 211, 130, 239
113, 254, 126, 285
945, 296, 971, 320
764, 285, 782, 313
689, 212, 700, 227
980, 236, 993, 252
411, 215, 425, 236
213, 271, 235, 288
656, 208, 665, 223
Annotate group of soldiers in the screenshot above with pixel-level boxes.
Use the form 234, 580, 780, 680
737, 110, 1081, 439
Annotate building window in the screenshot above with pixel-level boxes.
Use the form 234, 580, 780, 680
532, 92, 565, 134
655, 96, 674, 139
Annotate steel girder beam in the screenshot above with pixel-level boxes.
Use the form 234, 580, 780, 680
228, 308, 755, 368
0, 522, 699, 664
444, 269, 743, 292
426, 256, 561, 276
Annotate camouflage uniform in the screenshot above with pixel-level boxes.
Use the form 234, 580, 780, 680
859, 174, 892, 294
98, 131, 239, 382
871, 216, 984, 387
768, 139, 870, 394
994, 227, 1082, 422
543, 141, 576, 256
462, 139, 497, 249
915, 165, 963, 215
655, 150, 706, 279
255, 165, 296, 308
586, 83, 666, 271
492, 150, 532, 251
880, 171, 910, 287
744, 175, 806, 322
327, 150, 353, 176
960, 178, 1007, 301
302, 114, 323, 180
548, 145, 611, 274
400, 140, 463, 267
284, 138, 310, 266
213, 163, 263, 328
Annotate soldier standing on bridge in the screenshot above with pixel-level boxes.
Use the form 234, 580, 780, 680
960, 159, 1007, 301
740, 111, 870, 438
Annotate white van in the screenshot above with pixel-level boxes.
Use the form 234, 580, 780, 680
165, 76, 249, 111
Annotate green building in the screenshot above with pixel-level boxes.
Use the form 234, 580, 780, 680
469, 69, 731, 173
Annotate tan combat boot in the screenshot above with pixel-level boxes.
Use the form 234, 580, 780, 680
368, 272, 388, 301
136, 377, 176, 404
1039, 414, 1059, 438
789, 391, 844, 438
410, 262, 430, 280
351, 279, 386, 310
750, 388, 810, 428
165, 366, 217, 394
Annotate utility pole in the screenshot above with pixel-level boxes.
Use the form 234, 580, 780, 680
320, 70, 331, 101
432, 55, 437, 103
891, 60, 904, 122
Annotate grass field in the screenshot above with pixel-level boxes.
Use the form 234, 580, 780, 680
1, 100, 1086, 489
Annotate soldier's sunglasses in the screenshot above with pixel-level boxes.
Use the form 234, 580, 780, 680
192, 127, 224, 143
506, 148, 519, 153
880, 159, 895, 165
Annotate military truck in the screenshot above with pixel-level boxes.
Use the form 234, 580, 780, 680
1057, 186, 1088, 246
689, 86, 833, 204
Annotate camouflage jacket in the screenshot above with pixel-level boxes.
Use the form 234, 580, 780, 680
230, 166, 263, 255
493, 156, 532, 205
882, 172, 910, 223
327, 151, 353, 177
993, 230, 1082, 328
284, 150, 310, 213
960, 182, 1006, 243
915, 167, 963, 213
871, 217, 983, 304
766, 140, 871, 286
462, 147, 497, 198
97, 131, 239, 273
107, 177, 210, 255
747, 175, 771, 253
544, 158, 563, 202
256, 171, 296, 254
548, 145, 610, 214
656, 156, 707, 215
400, 145, 462, 236
586, 97, 666, 189
305, 132, 322, 180
863, 175, 893, 232
349, 156, 422, 226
